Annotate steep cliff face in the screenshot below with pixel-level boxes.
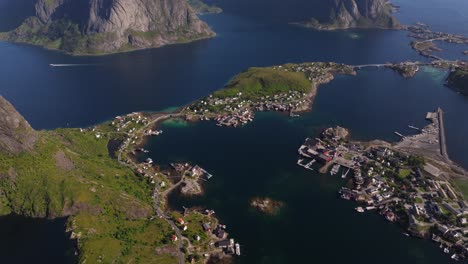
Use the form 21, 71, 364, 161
0, 96, 37, 155
2, 0, 214, 54
300, 0, 400, 30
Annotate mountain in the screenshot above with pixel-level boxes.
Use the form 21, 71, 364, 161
298, 0, 400, 30
0, 96, 37, 155
447, 69, 468, 96
0, 0, 215, 55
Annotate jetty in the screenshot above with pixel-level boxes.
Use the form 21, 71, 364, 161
437, 107, 449, 161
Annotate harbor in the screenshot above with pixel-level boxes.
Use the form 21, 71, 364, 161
296, 109, 468, 261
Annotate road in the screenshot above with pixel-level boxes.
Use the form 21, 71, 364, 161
111, 112, 187, 264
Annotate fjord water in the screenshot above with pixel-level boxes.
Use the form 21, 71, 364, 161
0, 0, 468, 263
0, 215, 76, 263
146, 68, 463, 264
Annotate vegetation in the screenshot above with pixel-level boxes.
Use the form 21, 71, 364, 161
447, 69, 468, 96
212, 67, 311, 99
0, 128, 176, 263
398, 168, 412, 179
453, 179, 468, 199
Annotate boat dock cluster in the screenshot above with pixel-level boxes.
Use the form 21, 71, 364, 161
215, 109, 254, 127
184, 89, 309, 127
297, 115, 468, 261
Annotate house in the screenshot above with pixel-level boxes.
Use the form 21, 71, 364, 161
215, 240, 232, 248
306, 148, 318, 156
171, 235, 178, 242
177, 218, 185, 225
202, 223, 211, 232
214, 228, 226, 239
366, 187, 379, 195
443, 203, 462, 217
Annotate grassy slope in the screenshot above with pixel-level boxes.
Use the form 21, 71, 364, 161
212, 67, 311, 99
0, 128, 176, 263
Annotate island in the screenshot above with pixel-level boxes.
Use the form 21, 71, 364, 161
294, 0, 401, 30
250, 198, 284, 215
0, 0, 214, 55
297, 110, 468, 260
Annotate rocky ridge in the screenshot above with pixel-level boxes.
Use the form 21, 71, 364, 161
1, 0, 214, 55
299, 0, 400, 30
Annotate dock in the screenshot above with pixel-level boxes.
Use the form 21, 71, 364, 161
342, 168, 350, 178
408, 125, 420, 131
200, 168, 213, 180
394, 131, 405, 138
297, 159, 314, 171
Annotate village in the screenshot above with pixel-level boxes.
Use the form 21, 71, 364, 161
183, 62, 356, 127
81, 111, 242, 263
297, 110, 468, 261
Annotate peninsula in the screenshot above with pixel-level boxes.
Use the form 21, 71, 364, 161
0, 0, 214, 55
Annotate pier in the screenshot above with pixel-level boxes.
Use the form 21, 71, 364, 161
394, 131, 405, 138
408, 125, 420, 131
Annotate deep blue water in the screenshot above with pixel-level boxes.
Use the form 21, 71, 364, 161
1, 0, 468, 263
0, 215, 76, 263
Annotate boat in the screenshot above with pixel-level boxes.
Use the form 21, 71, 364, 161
355, 207, 364, 213
402, 232, 410, 237
451, 254, 459, 260
235, 243, 241, 256
145, 158, 153, 164
444, 248, 450, 254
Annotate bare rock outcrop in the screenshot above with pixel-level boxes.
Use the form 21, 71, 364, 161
0, 96, 37, 155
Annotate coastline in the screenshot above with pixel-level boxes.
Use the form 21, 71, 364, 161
0, 33, 216, 57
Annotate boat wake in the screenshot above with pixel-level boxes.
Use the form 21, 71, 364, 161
49, 64, 96, 67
